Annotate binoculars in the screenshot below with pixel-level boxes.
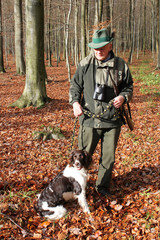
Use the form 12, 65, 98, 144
93, 83, 106, 101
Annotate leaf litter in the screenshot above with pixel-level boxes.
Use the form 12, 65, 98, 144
0, 55, 159, 239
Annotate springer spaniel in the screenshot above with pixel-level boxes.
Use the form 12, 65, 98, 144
36, 150, 92, 220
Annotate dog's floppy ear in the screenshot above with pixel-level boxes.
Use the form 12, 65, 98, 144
69, 150, 75, 163
83, 150, 92, 168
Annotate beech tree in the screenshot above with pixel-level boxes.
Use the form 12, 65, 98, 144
81, 0, 87, 59
74, 0, 79, 67
47, 0, 52, 67
128, 0, 136, 64
11, 0, 48, 108
0, 0, 5, 73
94, 0, 103, 25
156, 0, 160, 68
14, 0, 25, 75
65, 0, 72, 81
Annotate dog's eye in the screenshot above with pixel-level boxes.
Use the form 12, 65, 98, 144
80, 154, 84, 159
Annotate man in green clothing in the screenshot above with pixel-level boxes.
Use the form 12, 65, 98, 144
69, 28, 133, 196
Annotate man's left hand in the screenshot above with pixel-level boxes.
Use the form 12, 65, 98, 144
113, 96, 125, 108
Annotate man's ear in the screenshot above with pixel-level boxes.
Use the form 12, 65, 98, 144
111, 30, 116, 39
109, 43, 113, 51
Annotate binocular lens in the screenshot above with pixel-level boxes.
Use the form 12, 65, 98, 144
93, 83, 106, 101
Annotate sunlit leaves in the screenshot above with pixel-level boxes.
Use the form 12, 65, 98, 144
0, 56, 159, 239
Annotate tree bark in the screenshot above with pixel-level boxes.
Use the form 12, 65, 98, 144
94, 0, 98, 26
98, 0, 103, 23
74, 0, 79, 67
151, 0, 155, 60
143, 0, 146, 55
128, 0, 135, 64
105, 0, 111, 35
47, 0, 52, 67
94, 0, 103, 27
109, 0, 113, 32
65, 0, 72, 81
11, 0, 48, 108
14, 0, 26, 75
156, 0, 160, 68
81, 0, 86, 59
0, 0, 5, 73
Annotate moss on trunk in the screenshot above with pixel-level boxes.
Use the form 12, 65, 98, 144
10, 94, 50, 109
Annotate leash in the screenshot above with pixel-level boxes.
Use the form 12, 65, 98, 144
82, 99, 120, 120
70, 117, 78, 151
70, 100, 120, 151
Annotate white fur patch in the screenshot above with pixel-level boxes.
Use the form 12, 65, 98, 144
37, 194, 40, 199
63, 165, 87, 190
77, 193, 90, 213
62, 165, 90, 213
49, 187, 53, 192
41, 201, 67, 220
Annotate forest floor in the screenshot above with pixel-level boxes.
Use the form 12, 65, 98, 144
0, 53, 160, 240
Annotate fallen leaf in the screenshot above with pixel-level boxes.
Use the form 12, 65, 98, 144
114, 204, 123, 211
38, 221, 51, 228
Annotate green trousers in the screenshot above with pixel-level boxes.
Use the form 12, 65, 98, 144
78, 126, 121, 191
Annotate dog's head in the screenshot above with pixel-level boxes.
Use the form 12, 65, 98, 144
70, 149, 92, 170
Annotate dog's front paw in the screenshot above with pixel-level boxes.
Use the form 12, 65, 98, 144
83, 207, 90, 214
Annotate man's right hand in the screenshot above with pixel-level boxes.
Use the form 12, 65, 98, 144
73, 102, 83, 118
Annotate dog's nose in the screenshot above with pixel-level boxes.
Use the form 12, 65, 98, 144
75, 160, 81, 168
75, 162, 80, 167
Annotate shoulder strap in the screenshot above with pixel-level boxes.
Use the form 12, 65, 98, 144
127, 102, 132, 118
108, 68, 119, 96
108, 67, 133, 120
113, 57, 119, 83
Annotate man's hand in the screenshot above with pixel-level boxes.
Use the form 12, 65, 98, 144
73, 102, 83, 117
113, 96, 125, 108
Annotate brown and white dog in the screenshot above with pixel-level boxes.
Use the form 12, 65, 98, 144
36, 150, 92, 220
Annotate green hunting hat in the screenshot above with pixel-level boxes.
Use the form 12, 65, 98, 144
88, 28, 113, 49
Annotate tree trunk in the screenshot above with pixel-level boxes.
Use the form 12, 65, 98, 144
55, 8, 60, 66
74, 0, 79, 67
94, 0, 103, 27
58, 6, 61, 62
65, 0, 72, 81
11, 0, 48, 108
47, 0, 52, 67
14, 0, 26, 75
143, 0, 146, 55
136, 16, 140, 59
151, 0, 155, 60
109, 0, 113, 32
106, 0, 110, 33
98, 0, 103, 23
94, 0, 98, 26
81, 0, 86, 59
63, 1, 66, 60
128, 0, 135, 64
0, 0, 5, 73
85, 0, 89, 55
156, 0, 160, 68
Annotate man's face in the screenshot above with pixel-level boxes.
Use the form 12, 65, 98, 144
94, 43, 112, 61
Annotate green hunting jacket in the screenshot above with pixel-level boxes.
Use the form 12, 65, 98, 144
69, 51, 133, 128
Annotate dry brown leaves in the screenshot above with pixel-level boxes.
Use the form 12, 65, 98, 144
0, 55, 159, 239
